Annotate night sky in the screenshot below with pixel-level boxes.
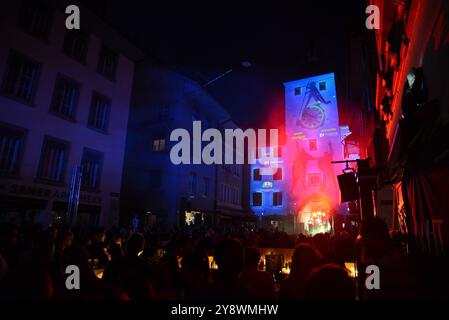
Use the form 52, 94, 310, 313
102, 0, 366, 133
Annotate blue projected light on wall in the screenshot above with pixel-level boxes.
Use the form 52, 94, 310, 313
250, 145, 287, 216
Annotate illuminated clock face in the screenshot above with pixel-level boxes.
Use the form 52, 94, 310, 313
298, 103, 325, 129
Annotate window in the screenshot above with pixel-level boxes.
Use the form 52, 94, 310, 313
97, 45, 118, 80
0, 124, 26, 177
319, 81, 326, 91
294, 87, 302, 96
88, 93, 110, 132
81, 148, 103, 190
309, 139, 317, 151
273, 168, 282, 180
253, 168, 262, 181
50, 75, 80, 120
1, 51, 40, 103
253, 192, 262, 206
37, 137, 69, 183
152, 138, 165, 152
149, 170, 162, 189
63, 30, 89, 63
273, 192, 282, 206
308, 173, 322, 187
203, 177, 210, 197
17, 0, 53, 40
189, 172, 197, 194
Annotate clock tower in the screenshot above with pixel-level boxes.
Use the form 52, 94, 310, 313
284, 73, 344, 235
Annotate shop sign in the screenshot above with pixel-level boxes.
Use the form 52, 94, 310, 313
0, 181, 101, 205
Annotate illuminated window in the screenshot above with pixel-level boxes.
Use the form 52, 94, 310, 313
152, 138, 165, 152
253, 168, 262, 181
273, 168, 282, 180
308, 173, 322, 187
294, 87, 302, 95
185, 211, 203, 226
319, 81, 326, 91
253, 192, 262, 206
309, 139, 317, 151
273, 192, 282, 206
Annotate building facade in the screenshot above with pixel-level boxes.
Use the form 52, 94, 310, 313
284, 73, 346, 234
0, 0, 143, 228
250, 145, 289, 230
365, 0, 449, 255
215, 120, 249, 226
121, 62, 249, 231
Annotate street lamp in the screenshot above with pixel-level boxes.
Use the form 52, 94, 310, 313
202, 61, 252, 88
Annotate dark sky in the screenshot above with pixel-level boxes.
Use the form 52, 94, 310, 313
104, 0, 366, 131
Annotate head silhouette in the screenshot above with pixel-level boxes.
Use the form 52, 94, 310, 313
305, 264, 356, 300
244, 247, 261, 269
214, 238, 244, 277
290, 243, 320, 278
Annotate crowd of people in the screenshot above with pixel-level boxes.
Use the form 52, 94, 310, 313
0, 217, 423, 300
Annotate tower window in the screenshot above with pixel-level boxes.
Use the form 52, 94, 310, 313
273, 168, 282, 180
294, 87, 302, 95
309, 139, 317, 151
308, 173, 322, 187
253, 192, 262, 206
253, 168, 262, 181
319, 81, 326, 91
273, 192, 282, 206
